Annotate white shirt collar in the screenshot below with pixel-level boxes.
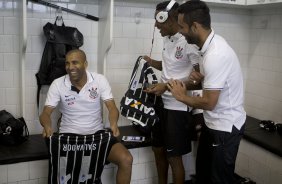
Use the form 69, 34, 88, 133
167, 32, 183, 42
200, 29, 215, 55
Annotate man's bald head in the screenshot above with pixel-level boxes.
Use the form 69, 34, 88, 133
66, 49, 87, 63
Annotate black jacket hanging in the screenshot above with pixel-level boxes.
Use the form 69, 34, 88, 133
120, 56, 162, 133
35, 17, 83, 106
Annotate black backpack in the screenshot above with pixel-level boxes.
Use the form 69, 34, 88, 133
35, 17, 83, 105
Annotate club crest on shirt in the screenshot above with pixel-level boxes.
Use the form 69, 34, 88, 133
88, 87, 98, 99
175, 46, 183, 59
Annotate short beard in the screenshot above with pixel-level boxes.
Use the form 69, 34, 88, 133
185, 35, 200, 47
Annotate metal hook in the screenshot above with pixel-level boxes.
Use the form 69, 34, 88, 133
56, 6, 62, 14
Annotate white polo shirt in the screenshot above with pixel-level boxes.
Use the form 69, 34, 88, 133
200, 29, 246, 132
161, 32, 200, 111
45, 71, 113, 134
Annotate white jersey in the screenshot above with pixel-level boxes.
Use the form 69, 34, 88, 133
45, 71, 113, 134
161, 33, 200, 111
200, 29, 246, 132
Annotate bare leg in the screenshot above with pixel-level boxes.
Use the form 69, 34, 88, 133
152, 146, 169, 184
168, 156, 185, 184
107, 143, 133, 184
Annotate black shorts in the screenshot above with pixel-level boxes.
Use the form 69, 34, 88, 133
151, 107, 193, 157
196, 124, 245, 184
47, 129, 118, 184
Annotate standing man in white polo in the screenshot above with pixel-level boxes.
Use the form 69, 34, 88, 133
143, 1, 201, 183
168, 1, 246, 184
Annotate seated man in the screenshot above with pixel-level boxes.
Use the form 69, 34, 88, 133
39, 49, 133, 184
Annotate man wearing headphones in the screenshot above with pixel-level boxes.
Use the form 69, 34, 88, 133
143, 1, 201, 183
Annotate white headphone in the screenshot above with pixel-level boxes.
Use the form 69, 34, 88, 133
156, 0, 176, 23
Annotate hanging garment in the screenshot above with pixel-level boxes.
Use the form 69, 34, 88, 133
48, 130, 112, 184
35, 17, 84, 106
120, 56, 162, 133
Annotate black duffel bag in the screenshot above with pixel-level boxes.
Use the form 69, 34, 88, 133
0, 110, 29, 146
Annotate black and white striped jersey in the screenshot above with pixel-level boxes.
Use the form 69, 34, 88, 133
48, 130, 113, 184
120, 56, 161, 128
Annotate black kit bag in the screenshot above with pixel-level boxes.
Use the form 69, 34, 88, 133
35, 17, 84, 105
0, 110, 29, 146
120, 56, 162, 134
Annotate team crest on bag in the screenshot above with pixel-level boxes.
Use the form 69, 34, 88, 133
88, 87, 98, 99
175, 46, 183, 59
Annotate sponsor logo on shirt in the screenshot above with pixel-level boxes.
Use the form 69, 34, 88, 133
175, 46, 183, 59
125, 97, 155, 115
88, 87, 98, 99
130, 101, 141, 107
65, 96, 76, 106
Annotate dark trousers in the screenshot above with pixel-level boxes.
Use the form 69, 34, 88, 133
196, 124, 245, 184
